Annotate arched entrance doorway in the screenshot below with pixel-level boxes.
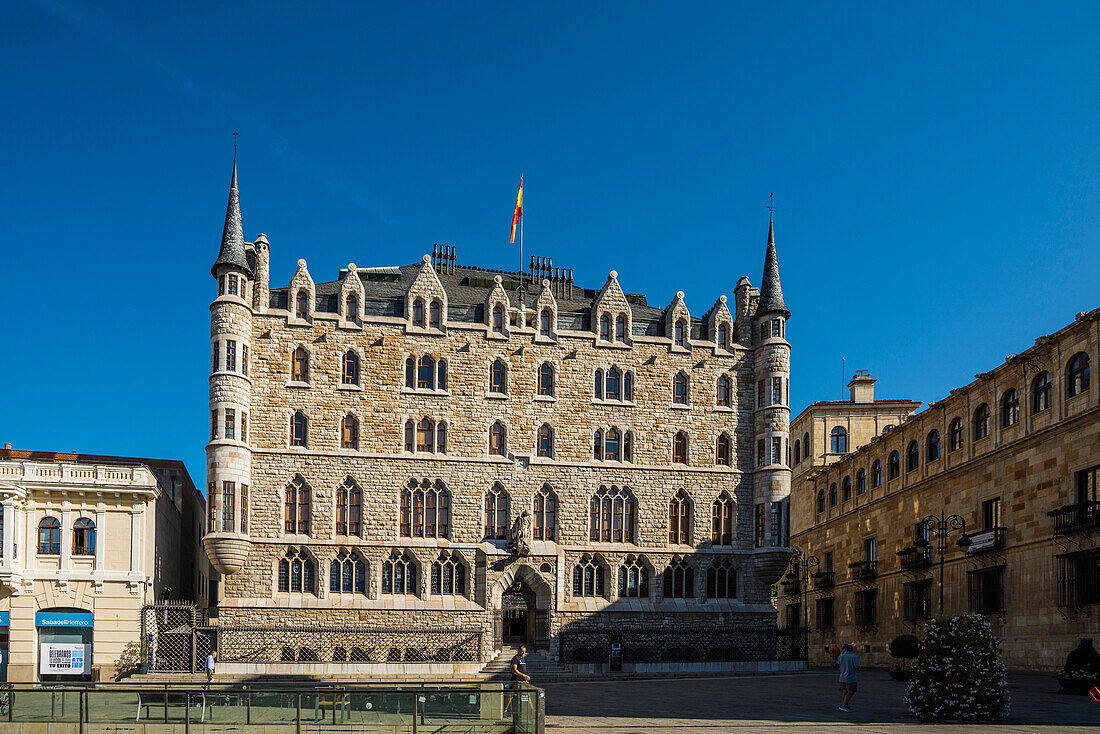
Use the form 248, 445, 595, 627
490, 564, 552, 652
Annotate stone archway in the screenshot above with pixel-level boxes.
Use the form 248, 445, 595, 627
490, 564, 553, 653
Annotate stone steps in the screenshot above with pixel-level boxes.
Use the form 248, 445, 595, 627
480, 651, 576, 682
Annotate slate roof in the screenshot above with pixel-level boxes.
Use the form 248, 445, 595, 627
756, 216, 789, 318
211, 156, 251, 276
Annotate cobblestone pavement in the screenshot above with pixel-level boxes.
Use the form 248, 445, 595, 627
541, 669, 1100, 732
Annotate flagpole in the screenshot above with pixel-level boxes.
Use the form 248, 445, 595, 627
519, 175, 524, 293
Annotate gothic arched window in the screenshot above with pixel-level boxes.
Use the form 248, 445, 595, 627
618, 555, 649, 598
534, 485, 557, 541
663, 558, 694, 598
342, 350, 360, 385
292, 347, 309, 382
712, 492, 734, 544
716, 433, 732, 466
590, 485, 635, 543
431, 553, 466, 595
673, 431, 688, 464
412, 298, 425, 327
429, 300, 442, 329
717, 375, 732, 407
335, 477, 362, 536
537, 424, 554, 458
278, 549, 315, 593
329, 551, 366, 594
290, 411, 308, 447
284, 476, 311, 534
341, 414, 359, 450
484, 483, 510, 540
538, 363, 555, 396
673, 372, 689, 405
489, 421, 507, 456
490, 359, 507, 394
400, 479, 450, 538
706, 560, 737, 599
668, 490, 692, 544
381, 551, 416, 595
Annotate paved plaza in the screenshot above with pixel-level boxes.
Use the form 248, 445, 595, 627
542, 669, 1099, 733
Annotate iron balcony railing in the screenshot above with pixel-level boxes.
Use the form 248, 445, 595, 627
1049, 501, 1100, 534
810, 570, 835, 589
965, 527, 1006, 554
848, 560, 878, 580
896, 546, 932, 569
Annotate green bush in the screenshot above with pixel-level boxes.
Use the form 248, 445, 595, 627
904, 614, 1008, 721
1062, 640, 1100, 677
889, 634, 921, 661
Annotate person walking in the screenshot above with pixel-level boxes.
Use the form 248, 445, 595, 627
829, 644, 840, 667
837, 644, 860, 713
505, 644, 531, 714
204, 650, 217, 686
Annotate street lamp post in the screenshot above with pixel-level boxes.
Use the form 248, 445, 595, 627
914, 509, 970, 615
784, 546, 820, 630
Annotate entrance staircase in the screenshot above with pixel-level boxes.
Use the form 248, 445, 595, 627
479, 650, 576, 683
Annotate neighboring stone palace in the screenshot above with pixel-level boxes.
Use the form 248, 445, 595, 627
202, 157, 795, 674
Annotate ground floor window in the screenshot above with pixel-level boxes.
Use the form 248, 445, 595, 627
968, 566, 1006, 614
903, 579, 932, 621
784, 603, 802, 630
1058, 552, 1100, 607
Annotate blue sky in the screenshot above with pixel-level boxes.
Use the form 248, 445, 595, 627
4, 1, 1099, 483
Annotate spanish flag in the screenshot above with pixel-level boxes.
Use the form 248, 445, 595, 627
509, 177, 523, 243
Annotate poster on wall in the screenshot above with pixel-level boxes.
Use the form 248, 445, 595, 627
40, 644, 89, 675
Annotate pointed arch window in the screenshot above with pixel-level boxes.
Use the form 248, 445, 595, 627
489, 421, 507, 456
606, 367, 621, 400
284, 477, 310, 534
663, 558, 694, 598
416, 355, 434, 390
412, 298, 425, 327
38, 516, 61, 555
605, 427, 622, 461
72, 517, 96, 555
431, 553, 466, 595
599, 314, 610, 341
484, 483, 510, 539
278, 549, 315, 593
416, 417, 435, 453
573, 555, 605, 597
717, 375, 732, 407
345, 293, 358, 322
295, 290, 308, 319
492, 304, 505, 333
290, 411, 308, 447
329, 551, 366, 594
829, 426, 847, 453
623, 430, 635, 463
335, 478, 362, 536
623, 371, 634, 401
1032, 371, 1052, 413
674, 319, 686, 348
437, 358, 447, 390
490, 359, 507, 394
537, 424, 554, 458
615, 314, 626, 342
948, 417, 964, 452
1067, 352, 1090, 397
539, 308, 552, 337
538, 363, 555, 396
341, 414, 359, 449
590, 485, 635, 543
534, 485, 557, 540
716, 323, 728, 349
593, 429, 603, 461
887, 451, 900, 480
429, 300, 442, 329
668, 490, 692, 544
405, 357, 415, 388
594, 369, 604, 399
926, 430, 940, 461
673, 372, 689, 405
712, 492, 734, 544
381, 551, 416, 594
716, 433, 732, 466
974, 403, 990, 440
673, 431, 688, 464
618, 555, 649, 598
401, 479, 450, 538
1001, 388, 1020, 428
292, 347, 309, 382
342, 350, 360, 385
706, 560, 737, 599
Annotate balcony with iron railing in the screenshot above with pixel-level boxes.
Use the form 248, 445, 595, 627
811, 570, 835, 589
965, 527, 1006, 554
896, 545, 932, 569
1048, 501, 1100, 534
848, 560, 878, 580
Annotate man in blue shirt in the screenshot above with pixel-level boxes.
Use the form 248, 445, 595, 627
837, 644, 860, 713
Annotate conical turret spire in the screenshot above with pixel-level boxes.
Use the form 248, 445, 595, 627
211, 149, 251, 276
757, 213, 789, 318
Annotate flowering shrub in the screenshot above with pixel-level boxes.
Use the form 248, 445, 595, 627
904, 614, 1008, 720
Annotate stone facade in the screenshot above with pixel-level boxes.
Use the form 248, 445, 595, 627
202, 161, 795, 671
781, 309, 1100, 670
0, 449, 210, 681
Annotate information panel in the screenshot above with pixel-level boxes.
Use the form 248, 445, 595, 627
40, 644, 89, 675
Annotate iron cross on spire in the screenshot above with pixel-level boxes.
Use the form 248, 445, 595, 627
766, 192, 775, 214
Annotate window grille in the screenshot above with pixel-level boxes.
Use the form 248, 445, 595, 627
968, 566, 1005, 614
903, 580, 932, 621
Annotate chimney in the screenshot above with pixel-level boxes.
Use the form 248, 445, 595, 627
848, 371, 876, 403
3, 443, 11, 450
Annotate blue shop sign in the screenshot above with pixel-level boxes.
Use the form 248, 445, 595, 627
35, 612, 93, 628
0, 612, 8, 626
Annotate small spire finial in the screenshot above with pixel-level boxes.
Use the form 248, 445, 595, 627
233, 131, 238, 155
766, 192, 775, 215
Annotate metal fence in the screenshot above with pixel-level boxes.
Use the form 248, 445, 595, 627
0, 682, 543, 733
559, 627, 807, 664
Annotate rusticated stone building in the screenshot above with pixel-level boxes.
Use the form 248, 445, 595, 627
781, 308, 1100, 670
202, 158, 796, 674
